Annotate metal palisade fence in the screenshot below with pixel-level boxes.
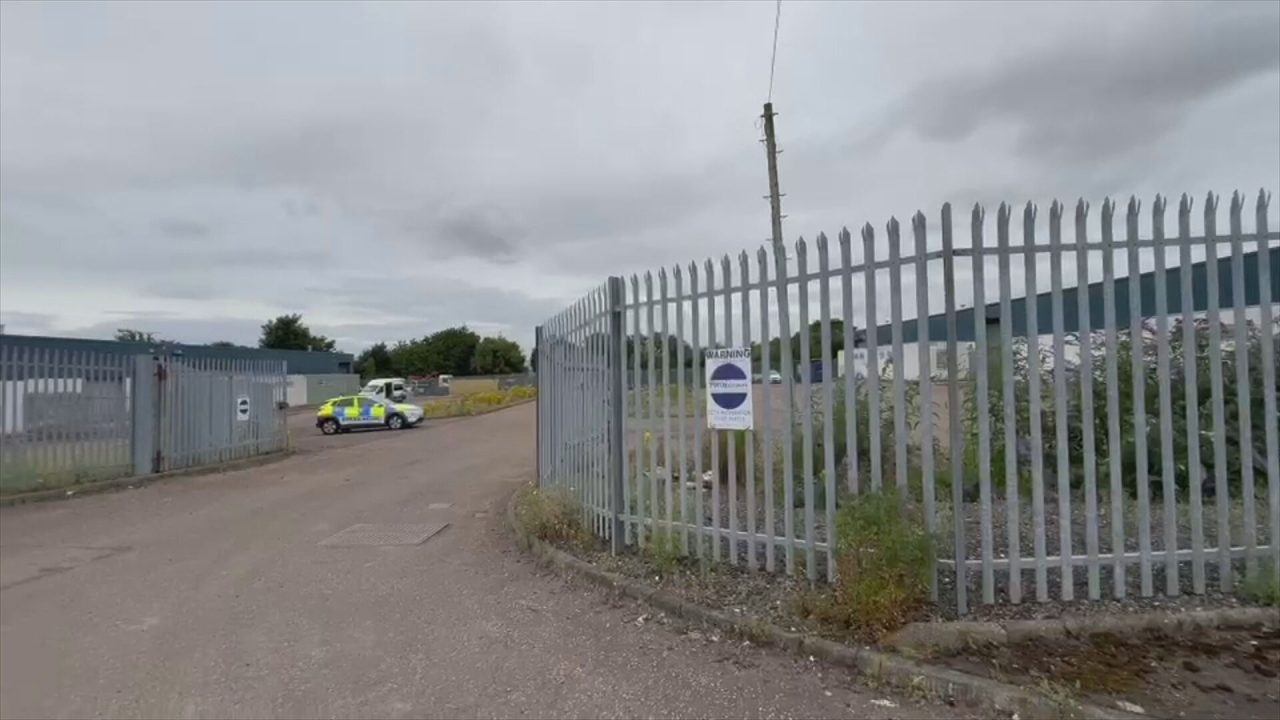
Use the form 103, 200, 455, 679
0, 342, 288, 494
537, 190, 1280, 614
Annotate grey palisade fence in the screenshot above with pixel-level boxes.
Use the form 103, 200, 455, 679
537, 190, 1280, 614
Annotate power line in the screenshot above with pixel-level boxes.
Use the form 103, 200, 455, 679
767, 0, 782, 102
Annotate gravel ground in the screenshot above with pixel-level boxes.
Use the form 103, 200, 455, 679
934, 625, 1280, 720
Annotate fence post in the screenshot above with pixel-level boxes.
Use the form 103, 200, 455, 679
130, 354, 158, 476
608, 276, 627, 554
535, 324, 543, 487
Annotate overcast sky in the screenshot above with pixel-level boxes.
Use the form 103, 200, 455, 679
2, 0, 1278, 355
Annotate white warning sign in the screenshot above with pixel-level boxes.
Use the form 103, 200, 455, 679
704, 347, 753, 431
236, 395, 251, 421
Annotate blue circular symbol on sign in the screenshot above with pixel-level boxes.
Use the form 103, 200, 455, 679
710, 363, 748, 409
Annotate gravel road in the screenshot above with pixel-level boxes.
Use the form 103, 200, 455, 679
0, 403, 957, 719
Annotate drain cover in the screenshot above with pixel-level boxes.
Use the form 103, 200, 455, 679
319, 523, 448, 547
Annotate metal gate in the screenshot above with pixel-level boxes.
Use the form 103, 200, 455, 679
135, 356, 287, 473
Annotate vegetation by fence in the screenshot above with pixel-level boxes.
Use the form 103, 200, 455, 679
537, 190, 1279, 614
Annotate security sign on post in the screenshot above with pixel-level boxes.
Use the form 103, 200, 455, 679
705, 347, 753, 430
236, 395, 251, 422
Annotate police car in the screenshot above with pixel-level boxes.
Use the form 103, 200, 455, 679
315, 395, 425, 434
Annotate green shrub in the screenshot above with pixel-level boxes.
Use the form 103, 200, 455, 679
647, 529, 684, 577
1241, 565, 1280, 606
506, 385, 537, 401
808, 489, 933, 640
514, 484, 588, 547
468, 390, 507, 408
953, 317, 1274, 499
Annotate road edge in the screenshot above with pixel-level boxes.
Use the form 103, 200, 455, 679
505, 488, 1140, 720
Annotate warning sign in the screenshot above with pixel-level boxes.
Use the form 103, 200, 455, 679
705, 347, 753, 430
236, 395, 250, 421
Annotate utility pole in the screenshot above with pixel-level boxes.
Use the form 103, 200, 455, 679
762, 102, 784, 247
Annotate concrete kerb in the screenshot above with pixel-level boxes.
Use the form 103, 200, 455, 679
505, 489, 1140, 720
887, 608, 1280, 656
0, 449, 294, 507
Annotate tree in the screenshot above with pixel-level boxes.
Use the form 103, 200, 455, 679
209, 340, 237, 347
115, 328, 162, 343
425, 326, 480, 375
473, 337, 526, 374
355, 342, 395, 380
259, 314, 336, 352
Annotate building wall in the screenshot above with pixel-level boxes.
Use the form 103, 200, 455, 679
305, 374, 359, 404
285, 374, 360, 406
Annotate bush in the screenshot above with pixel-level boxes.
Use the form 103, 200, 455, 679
468, 390, 507, 408
507, 385, 537, 401
1241, 565, 1280, 607
954, 317, 1274, 499
647, 529, 684, 577
807, 489, 933, 640
514, 484, 588, 547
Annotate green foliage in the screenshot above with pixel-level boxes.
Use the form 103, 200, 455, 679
514, 484, 588, 547
954, 317, 1274, 499
473, 336, 527, 374
208, 340, 238, 348
646, 530, 684, 577
781, 358, 926, 507
354, 342, 394, 381
507, 385, 537, 401
1241, 565, 1280, 606
420, 386, 536, 418
114, 328, 163, 343
428, 326, 481, 375
389, 326, 485, 377
801, 489, 932, 640
258, 314, 335, 351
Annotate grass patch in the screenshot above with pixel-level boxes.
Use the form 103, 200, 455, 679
513, 483, 589, 547
421, 387, 537, 419
796, 489, 933, 641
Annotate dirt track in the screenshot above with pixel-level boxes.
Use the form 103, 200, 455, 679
1, 403, 953, 719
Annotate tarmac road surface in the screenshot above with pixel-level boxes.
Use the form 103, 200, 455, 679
1, 403, 956, 719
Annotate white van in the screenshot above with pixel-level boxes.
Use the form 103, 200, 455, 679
361, 377, 408, 403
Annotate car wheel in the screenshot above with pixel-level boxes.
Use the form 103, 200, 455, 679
387, 414, 405, 430
320, 419, 340, 435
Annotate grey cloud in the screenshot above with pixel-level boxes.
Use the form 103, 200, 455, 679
156, 218, 210, 239
428, 207, 522, 263
0, 310, 58, 335
141, 280, 220, 301
1, 2, 1276, 353
878, 2, 1280, 161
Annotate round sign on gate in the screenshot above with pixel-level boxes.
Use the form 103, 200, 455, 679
709, 363, 749, 409
236, 395, 251, 421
